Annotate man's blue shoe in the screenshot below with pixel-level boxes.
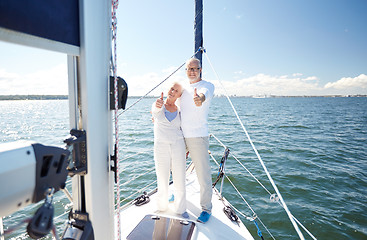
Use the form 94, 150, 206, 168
197, 211, 211, 223
168, 194, 174, 202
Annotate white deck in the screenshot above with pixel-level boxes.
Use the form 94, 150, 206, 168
117, 164, 254, 240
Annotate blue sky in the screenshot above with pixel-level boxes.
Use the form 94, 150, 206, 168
0, 0, 366, 96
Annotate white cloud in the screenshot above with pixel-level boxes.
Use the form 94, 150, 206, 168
304, 76, 318, 81
0, 65, 68, 95
211, 73, 322, 96
124, 69, 186, 97
324, 74, 367, 90
0, 69, 19, 80
126, 72, 367, 97
1, 64, 366, 97
234, 70, 244, 75
0, 64, 186, 97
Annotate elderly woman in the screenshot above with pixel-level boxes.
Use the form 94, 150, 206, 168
151, 82, 187, 218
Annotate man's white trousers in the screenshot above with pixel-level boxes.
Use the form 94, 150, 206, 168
185, 136, 212, 213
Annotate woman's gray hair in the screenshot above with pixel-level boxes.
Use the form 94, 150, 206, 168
170, 81, 183, 95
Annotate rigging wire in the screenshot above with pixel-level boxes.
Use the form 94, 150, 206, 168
0, 218, 61, 240
210, 134, 317, 240
116, 179, 158, 212
117, 64, 184, 117
112, 151, 157, 210
117, 166, 155, 187
0, 218, 32, 239
117, 49, 202, 117
118, 150, 151, 163
209, 152, 276, 240
211, 134, 273, 196
204, 52, 309, 240
210, 153, 256, 216
111, 43, 315, 238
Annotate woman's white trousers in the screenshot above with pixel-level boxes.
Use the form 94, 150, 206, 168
154, 138, 186, 214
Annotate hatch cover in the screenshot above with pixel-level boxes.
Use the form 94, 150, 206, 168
127, 214, 196, 240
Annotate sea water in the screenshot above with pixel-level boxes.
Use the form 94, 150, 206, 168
0, 97, 366, 239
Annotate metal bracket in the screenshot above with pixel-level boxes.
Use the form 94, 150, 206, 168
110, 144, 117, 184
64, 129, 87, 176
62, 211, 94, 240
110, 76, 128, 110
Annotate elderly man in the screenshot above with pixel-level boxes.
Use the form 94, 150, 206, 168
180, 57, 215, 223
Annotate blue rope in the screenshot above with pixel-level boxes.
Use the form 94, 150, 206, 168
253, 219, 264, 240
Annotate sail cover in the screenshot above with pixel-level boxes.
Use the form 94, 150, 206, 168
194, 0, 203, 64
0, 0, 80, 47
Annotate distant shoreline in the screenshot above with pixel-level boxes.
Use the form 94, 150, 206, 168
0, 94, 366, 101
0, 95, 68, 100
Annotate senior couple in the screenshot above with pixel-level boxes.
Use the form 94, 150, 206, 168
151, 57, 215, 223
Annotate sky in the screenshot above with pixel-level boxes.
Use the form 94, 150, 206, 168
0, 0, 366, 96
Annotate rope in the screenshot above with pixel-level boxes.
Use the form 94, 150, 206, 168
209, 151, 255, 215
8, 223, 61, 240
253, 219, 265, 240
209, 152, 276, 240
117, 49, 202, 117
54, 209, 71, 220
111, 0, 121, 239
209, 153, 275, 240
204, 52, 306, 240
223, 205, 239, 222
118, 166, 155, 187
211, 134, 273, 196
118, 61, 184, 117
52, 224, 60, 240
0, 218, 32, 239
118, 150, 151, 163
116, 179, 157, 212
210, 134, 317, 240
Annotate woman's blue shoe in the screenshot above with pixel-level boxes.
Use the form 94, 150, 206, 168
197, 211, 211, 223
182, 212, 189, 219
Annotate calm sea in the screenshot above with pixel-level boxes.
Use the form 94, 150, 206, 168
0, 97, 366, 239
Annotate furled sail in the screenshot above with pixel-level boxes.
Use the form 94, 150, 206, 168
194, 0, 203, 64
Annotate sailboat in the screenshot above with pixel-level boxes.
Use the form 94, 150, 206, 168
0, 1, 316, 239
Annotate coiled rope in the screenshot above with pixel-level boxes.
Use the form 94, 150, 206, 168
204, 52, 309, 240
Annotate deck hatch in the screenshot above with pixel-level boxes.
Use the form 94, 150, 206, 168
127, 214, 195, 240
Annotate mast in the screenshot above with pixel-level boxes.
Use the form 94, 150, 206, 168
0, 1, 115, 239
194, 0, 203, 65
70, 1, 115, 239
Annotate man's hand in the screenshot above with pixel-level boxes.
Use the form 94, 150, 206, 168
193, 88, 205, 107
156, 92, 164, 108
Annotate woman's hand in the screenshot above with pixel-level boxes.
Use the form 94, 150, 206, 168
155, 92, 164, 108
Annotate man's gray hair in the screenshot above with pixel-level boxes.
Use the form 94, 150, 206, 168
186, 57, 201, 69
